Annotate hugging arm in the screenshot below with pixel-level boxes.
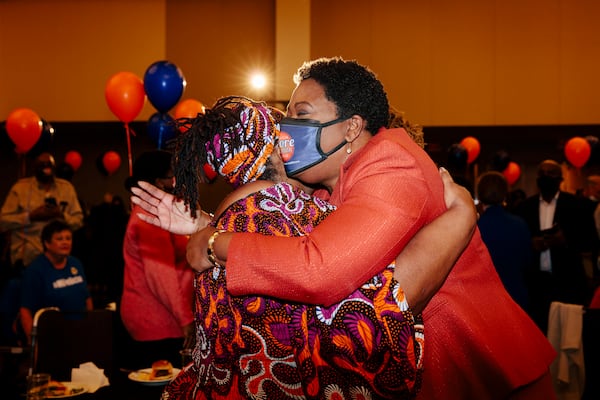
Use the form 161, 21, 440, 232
188, 167, 477, 313
393, 168, 477, 314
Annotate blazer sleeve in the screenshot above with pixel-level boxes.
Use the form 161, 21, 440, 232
226, 139, 437, 306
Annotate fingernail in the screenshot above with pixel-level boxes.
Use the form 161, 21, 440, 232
439, 166, 448, 173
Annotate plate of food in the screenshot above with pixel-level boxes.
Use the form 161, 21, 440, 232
128, 360, 180, 386
45, 381, 87, 398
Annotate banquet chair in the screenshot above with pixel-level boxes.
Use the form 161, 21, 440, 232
29, 307, 115, 381
547, 301, 585, 399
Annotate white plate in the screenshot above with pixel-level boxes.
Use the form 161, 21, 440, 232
128, 367, 181, 386
45, 382, 88, 398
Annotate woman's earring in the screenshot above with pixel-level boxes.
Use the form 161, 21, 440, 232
346, 144, 352, 154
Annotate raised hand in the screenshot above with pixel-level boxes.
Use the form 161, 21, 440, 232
130, 181, 210, 235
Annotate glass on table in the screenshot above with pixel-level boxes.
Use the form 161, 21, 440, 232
180, 348, 193, 368
26, 373, 51, 400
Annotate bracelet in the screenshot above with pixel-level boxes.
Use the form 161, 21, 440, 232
207, 230, 226, 267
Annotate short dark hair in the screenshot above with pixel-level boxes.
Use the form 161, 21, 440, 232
294, 57, 390, 134
477, 171, 508, 205
41, 220, 72, 250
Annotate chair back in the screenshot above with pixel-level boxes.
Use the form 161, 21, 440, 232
31, 308, 114, 381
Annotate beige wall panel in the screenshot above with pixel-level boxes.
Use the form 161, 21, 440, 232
369, 2, 433, 125
558, 0, 600, 124
165, 0, 275, 108
0, 0, 166, 122
2, 0, 600, 125
427, 0, 495, 126
311, 0, 497, 126
495, 0, 561, 125
310, 0, 372, 62
275, 0, 310, 102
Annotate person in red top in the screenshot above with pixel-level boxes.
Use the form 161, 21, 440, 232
120, 150, 194, 369
135, 58, 556, 399
590, 286, 600, 308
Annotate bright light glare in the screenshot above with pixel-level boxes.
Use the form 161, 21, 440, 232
250, 73, 267, 90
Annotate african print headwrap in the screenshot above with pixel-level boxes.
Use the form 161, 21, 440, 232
206, 97, 282, 188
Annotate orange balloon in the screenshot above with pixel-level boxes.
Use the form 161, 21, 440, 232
174, 98, 205, 132
460, 136, 481, 164
564, 136, 591, 168
502, 161, 521, 186
105, 72, 146, 123
64, 150, 83, 171
174, 98, 205, 119
5, 108, 43, 154
102, 151, 121, 175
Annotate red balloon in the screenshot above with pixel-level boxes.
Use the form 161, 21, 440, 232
502, 161, 521, 185
102, 151, 121, 175
64, 150, 83, 171
174, 99, 205, 132
460, 136, 481, 164
105, 72, 146, 123
5, 108, 43, 154
564, 136, 591, 168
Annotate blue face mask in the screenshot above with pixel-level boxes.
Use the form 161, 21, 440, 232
278, 117, 347, 176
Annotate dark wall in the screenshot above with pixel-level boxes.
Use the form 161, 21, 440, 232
3, 122, 600, 213
425, 124, 600, 196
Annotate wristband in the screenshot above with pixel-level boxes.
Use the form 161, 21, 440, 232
207, 230, 226, 267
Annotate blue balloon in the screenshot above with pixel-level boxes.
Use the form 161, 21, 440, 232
144, 61, 186, 113
147, 112, 177, 149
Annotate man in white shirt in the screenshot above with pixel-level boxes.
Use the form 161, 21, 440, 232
515, 160, 595, 332
0, 153, 84, 270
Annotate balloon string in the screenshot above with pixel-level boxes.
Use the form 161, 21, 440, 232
125, 123, 133, 176
18, 153, 26, 179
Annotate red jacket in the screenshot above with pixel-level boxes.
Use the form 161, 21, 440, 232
227, 128, 556, 398
121, 205, 194, 341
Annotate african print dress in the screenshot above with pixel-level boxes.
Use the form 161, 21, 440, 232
162, 182, 424, 400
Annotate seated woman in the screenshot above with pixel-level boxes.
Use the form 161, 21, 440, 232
133, 96, 476, 399
19, 219, 93, 344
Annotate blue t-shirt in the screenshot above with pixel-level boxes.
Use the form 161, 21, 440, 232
21, 254, 90, 315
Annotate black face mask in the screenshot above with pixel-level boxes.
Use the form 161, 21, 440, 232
278, 117, 348, 176
537, 176, 561, 197
34, 161, 55, 184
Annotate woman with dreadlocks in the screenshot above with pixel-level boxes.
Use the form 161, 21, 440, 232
139, 96, 476, 400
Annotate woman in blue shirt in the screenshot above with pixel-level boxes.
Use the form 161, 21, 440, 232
20, 219, 92, 344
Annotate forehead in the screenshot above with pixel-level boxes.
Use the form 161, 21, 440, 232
287, 79, 336, 114
538, 162, 562, 177
50, 230, 72, 238
36, 153, 55, 165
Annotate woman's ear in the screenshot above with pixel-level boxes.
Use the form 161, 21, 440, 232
344, 115, 366, 143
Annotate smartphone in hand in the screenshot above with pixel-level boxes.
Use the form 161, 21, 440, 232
45, 197, 57, 207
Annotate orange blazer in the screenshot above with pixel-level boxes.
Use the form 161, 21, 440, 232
227, 128, 555, 398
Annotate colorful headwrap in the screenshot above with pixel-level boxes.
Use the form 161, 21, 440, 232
205, 96, 282, 188
172, 96, 284, 217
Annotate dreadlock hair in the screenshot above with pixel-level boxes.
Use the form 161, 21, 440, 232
170, 95, 274, 217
